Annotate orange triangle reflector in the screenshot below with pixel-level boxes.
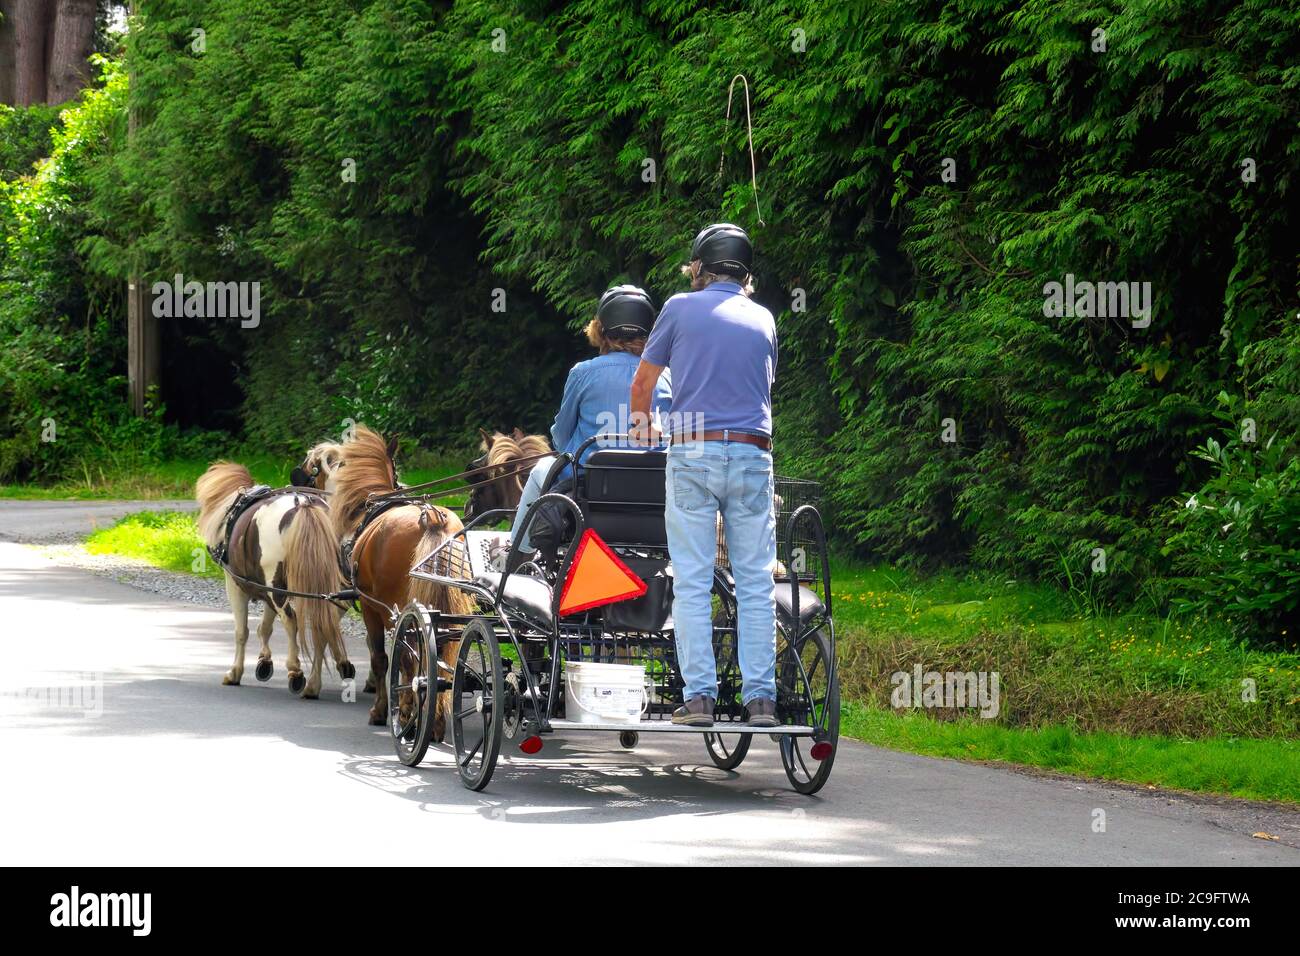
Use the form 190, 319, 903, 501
558, 529, 647, 616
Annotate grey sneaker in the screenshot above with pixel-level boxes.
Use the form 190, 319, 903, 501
745, 697, 779, 728
672, 696, 715, 727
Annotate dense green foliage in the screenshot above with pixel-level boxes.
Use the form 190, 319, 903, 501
0, 1, 1296, 636
439, 0, 1300, 629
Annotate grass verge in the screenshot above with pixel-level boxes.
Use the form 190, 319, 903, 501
1, 453, 467, 502
843, 702, 1300, 804
84, 510, 223, 578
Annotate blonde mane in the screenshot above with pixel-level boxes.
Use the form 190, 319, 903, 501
332, 426, 397, 538
515, 433, 551, 460
482, 431, 550, 495
303, 440, 343, 477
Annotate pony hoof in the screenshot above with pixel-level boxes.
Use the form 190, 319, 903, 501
368, 710, 385, 726
363, 678, 376, 694
302, 688, 320, 700
222, 674, 240, 686
288, 673, 307, 696
254, 659, 274, 682
339, 661, 356, 680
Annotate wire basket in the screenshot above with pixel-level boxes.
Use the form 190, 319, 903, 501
715, 476, 822, 576
415, 529, 513, 582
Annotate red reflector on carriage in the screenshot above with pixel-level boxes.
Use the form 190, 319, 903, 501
810, 741, 833, 761
557, 528, 647, 616
519, 735, 543, 754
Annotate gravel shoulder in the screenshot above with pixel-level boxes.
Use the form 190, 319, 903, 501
36, 541, 373, 645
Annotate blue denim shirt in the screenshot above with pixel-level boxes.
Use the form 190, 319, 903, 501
552, 351, 672, 462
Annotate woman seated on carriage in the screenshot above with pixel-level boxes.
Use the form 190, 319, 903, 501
510, 284, 672, 554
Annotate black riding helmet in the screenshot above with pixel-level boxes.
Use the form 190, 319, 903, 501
597, 284, 656, 338
690, 222, 753, 277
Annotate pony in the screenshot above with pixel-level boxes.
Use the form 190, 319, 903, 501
332, 426, 476, 730
196, 461, 354, 697
464, 427, 553, 521
292, 440, 345, 492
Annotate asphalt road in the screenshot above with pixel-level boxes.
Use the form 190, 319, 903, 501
0, 498, 196, 544
1, 500, 1296, 865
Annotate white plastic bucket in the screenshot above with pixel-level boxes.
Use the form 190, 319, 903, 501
564, 661, 648, 725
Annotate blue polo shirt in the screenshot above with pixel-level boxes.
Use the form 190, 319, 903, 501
641, 281, 777, 438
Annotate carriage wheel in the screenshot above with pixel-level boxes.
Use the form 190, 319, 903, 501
703, 600, 750, 769
387, 607, 435, 768
704, 731, 751, 770
778, 629, 839, 795
451, 618, 504, 791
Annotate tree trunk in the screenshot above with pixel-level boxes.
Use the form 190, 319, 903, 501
46, 0, 93, 104
126, 1, 158, 418
11, 0, 47, 106
0, 2, 17, 106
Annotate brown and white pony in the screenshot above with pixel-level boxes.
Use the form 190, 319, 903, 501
464, 428, 553, 521
196, 462, 353, 697
332, 426, 475, 730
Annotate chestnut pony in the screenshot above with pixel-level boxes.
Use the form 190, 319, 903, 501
332, 426, 475, 730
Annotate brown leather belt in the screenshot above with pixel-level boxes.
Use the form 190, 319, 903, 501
671, 430, 772, 450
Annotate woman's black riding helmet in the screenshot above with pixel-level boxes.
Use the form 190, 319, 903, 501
597, 284, 656, 338
690, 222, 752, 277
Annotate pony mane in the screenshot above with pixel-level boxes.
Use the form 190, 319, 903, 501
481, 430, 551, 495
515, 432, 551, 460
483, 433, 523, 469
333, 425, 396, 538
304, 440, 343, 471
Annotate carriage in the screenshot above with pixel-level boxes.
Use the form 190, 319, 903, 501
384, 435, 840, 794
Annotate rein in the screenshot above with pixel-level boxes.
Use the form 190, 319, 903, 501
367, 450, 553, 503
208, 486, 358, 607
207, 544, 358, 608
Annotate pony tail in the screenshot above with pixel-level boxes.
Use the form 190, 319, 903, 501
282, 497, 346, 667
408, 507, 476, 615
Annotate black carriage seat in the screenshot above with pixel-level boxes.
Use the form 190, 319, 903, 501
775, 581, 824, 629
581, 448, 667, 546
473, 571, 554, 628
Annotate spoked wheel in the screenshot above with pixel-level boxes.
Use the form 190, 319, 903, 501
777, 628, 839, 795
387, 606, 435, 768
704, 600, 750, 769
704, 731, 751, 770
451, 617, 504, 791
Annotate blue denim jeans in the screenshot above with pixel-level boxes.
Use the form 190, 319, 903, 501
665, 441, 777, 705
508, 456, 557, 552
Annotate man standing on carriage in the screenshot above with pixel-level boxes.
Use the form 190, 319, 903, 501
630, 223, 780, 728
